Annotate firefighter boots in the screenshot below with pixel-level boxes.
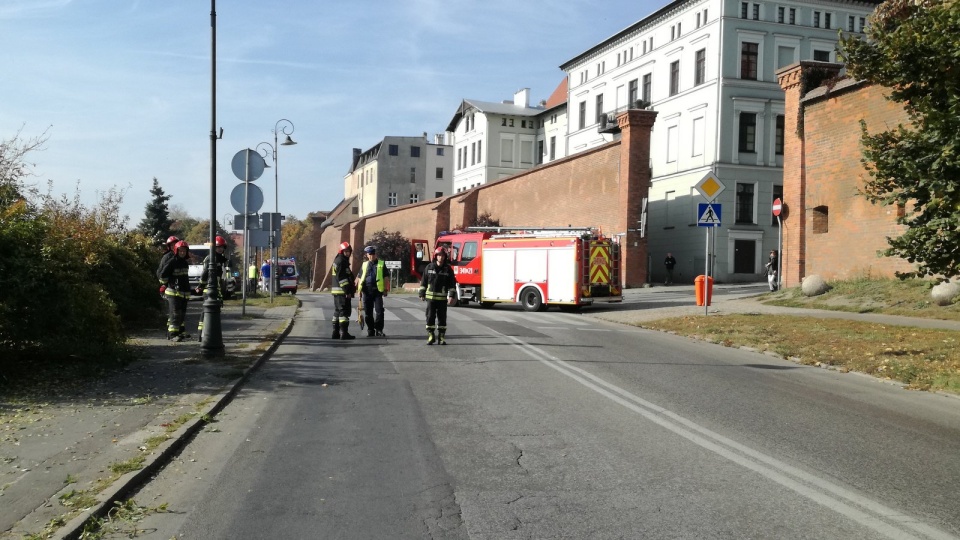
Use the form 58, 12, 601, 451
340, 322, 356, 340
438, 330, 446, 345
331, 321, 341, 340
427, 330, 435, 345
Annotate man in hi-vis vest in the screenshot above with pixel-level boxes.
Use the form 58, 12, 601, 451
356, 245, 390, 337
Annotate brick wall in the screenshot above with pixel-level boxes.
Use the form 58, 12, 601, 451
779, 62, 914, 283
314, 110, 658, 288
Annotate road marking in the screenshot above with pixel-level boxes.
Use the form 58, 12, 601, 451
499, 333, 956, 540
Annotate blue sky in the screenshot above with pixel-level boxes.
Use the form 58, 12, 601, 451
2, 0, 660, 229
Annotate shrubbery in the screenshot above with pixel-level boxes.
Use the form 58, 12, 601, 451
0, 134, 161, 372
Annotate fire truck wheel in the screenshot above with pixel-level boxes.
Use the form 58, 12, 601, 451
520, 287, 544, 312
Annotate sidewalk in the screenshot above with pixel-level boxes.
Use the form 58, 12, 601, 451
0, 302, 297, 540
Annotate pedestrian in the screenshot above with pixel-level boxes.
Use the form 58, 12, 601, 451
330, 242, 356, 340
356, 245, 390, 337
159, 241, 192, 341
196, 236, 229, 340
664, 252, 677, 285
260, 260, 271, 292
247, 260, 258, 294
765, 250, 779, 291
419, 246, 458, 345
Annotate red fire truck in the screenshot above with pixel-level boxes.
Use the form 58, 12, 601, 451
410, 227, 621, 311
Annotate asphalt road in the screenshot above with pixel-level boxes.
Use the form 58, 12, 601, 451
129, 292, 960, 539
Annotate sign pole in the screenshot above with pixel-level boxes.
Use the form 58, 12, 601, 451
704, 223, 709, 316
777, 215, 782, 289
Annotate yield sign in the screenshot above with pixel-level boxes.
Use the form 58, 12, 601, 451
695, 171, 726, 201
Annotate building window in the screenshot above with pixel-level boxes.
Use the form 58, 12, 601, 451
739, 112, 757, 152
509, 118, 515, 127
860, 17, 866, 30
549, 136, 556, 161
741, 42, 759, 80
772, 185, 783, 225
824, 13, 832, 29
741, 2, 748, 18
596, 94, 604, 123
477, 141, 482, 163
695, 49, 706, 86
848, 15, 855, 31
735, 183, 755, 224
388, 192, 397, 207
789, 8, 796, 24
813, 50, 831, 61
502, 118, 507, 127
410, 167, 416, 183
697, 12, 701, 27
812, 206, 829, 233
537, 140, 544, 164
752, 3, 760, 19
470, 142, 475, 165
669, 61, 680, 96
578, 101, 587, 130
436, 167, 443, 179
521, 140, 533, 164
778, 6, 784, 23
411, 146, 420, 157
410, 193, 420, 204
775, 114, 785, 155
389, 144, 398, 156
642, 74, 652, 103
435, 191, 443, 198
628, 79, 638, 105
436, 147, 444, 156
813, 11, 821, 27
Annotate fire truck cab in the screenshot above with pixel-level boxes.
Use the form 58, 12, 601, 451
411, 227, 621, 311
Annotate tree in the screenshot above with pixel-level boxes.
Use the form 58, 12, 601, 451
136, 178, 175, 245
461, 211, 501, 229
366, 228, 412, 282
839, 0, 960, 279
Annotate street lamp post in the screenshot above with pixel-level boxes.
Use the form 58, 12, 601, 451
257, 119, 296, 302
201, 0, 224, 357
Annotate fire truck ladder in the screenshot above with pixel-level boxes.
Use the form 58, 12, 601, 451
467, 226, 597, 239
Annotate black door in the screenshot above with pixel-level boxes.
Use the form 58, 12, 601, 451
734, 239, 756, 274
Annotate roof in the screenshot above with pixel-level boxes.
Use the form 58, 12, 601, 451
446, 98, 546, 132
544, 79, 568, 110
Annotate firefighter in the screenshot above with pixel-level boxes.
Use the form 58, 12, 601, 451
156, 235, 180, 284
419, 246, 458, 345
355, 245, 389, 337
159, 241, 192, 341
330, 242, 356, 340
197, 236, 229, 340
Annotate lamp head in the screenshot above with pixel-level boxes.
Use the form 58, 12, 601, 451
281, 135, 297, 146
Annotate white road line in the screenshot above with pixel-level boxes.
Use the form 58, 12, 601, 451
501, 334, 956, 540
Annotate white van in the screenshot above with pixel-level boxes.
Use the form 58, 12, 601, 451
188, 244, 237, 299
276, 257, 299, 294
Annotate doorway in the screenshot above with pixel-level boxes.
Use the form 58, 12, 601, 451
734, 239, 756, 274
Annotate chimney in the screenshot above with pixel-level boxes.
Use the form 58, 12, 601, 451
351, 148, 361, 169
434, 133, 445, 145
514, 88, 530, 108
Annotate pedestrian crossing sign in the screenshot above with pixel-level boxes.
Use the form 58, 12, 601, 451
697, 203, 722, 227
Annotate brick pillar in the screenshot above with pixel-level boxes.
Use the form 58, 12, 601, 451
776, 61, 842, 287
616, 109, 658, 288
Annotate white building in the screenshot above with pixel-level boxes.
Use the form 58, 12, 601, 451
446, 88, 546, 193
559, 0, 877, 282
344, 135, 453, 218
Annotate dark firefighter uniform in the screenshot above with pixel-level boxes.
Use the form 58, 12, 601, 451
418, 247, 458, 345
197, 237, 229, 340
330, 242, 356, 340
159, 241, 191, 341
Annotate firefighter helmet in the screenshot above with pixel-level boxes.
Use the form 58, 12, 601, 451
215, 235, 226, 247
339, 242, 352, 253
363, 245, 376, 254
434, 246, 448, 257
173, 241, 189, 254
166, 235, 180, 246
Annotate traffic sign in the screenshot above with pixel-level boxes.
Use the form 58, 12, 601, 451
231, 149, 265, 182
384, 260, 401, 270
695, 171, 726, 201
230, 183, 264, 214
772, 197, 783, 217
697, 203, 722, 227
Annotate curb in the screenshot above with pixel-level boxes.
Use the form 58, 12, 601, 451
52, 305, 298, 540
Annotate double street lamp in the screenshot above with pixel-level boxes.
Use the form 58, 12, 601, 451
256, 118, 296, 302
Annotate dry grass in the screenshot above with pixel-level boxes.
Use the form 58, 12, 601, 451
639, 278, 960, 394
